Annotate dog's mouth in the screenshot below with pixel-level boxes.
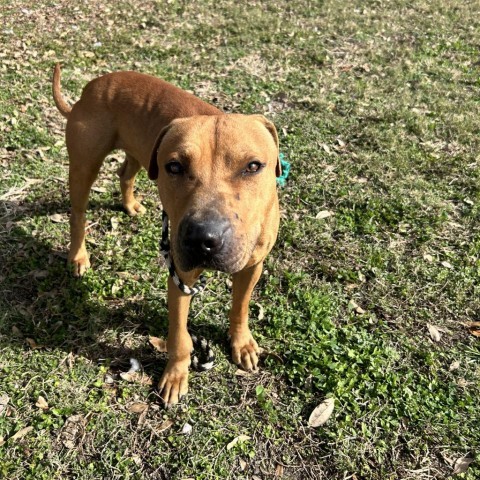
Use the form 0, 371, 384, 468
173, 234, 255, 274
175, 246, 249, 273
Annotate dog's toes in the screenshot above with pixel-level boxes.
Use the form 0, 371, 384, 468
69, 256, 90, 277
231, 331, 259, 371
158, 363, 189, 407
242, 348, 258, 371
124, 200, 146, 216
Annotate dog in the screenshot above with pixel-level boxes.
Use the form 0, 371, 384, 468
52, 64, 281, 405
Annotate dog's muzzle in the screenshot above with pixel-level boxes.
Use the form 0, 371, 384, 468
176, 211, 235, 272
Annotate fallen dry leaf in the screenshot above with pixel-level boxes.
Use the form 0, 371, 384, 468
25, 338, 44, 349
275, 464, 285, 477
0, 394, 9, 415
35, 396, 49, 410
449, 361, 460, 371
465, 321, 480, 338
227, 434, 251, 450
441, 260, 453, 269
239, 459, 247, 471
457, 378, 471, 388
60, 414, 86, 449
427, 324, 441, 342
119, 372, 153, 385
321, 143, 331, 154
128, 402, 148, 413
235, 369, 252, 377
452, 455, 474, 475
49, 213, 65, 223
308, 398, 335, 427
156, 419, 174, 433
316, 210, 334, 220
257, 303, 265, 321
138, 407, 148, 427
149, 336, 167, 352
349, 299, 365, 315
423, 254, 434, 262
10, 426, 34, 442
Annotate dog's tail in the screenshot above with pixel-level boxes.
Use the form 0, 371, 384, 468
52, 64, 72, 118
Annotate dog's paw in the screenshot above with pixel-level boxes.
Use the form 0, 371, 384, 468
124, 200, 146, 216
231, 330, 259, 371
69, 255, 90, 277
158, 362, 189, 407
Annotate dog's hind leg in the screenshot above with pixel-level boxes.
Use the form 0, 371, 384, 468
117, 154, 146, 216
68, 155, 104, 277
66, 116, 114, 277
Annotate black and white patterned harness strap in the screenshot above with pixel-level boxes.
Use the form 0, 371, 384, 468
160, 211, 206, 296
190, 334, 215, 371
160, 211, 214, 371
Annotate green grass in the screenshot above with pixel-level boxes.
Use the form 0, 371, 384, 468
1, 1, 479, 478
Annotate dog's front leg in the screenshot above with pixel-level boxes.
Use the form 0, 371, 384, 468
159, 272, 199, 406
229, 261, 263, 371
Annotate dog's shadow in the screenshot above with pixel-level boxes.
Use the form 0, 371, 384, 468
0, 197, 229, 386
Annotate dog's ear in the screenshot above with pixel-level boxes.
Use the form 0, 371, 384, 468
148, 124, 172, 180
252, 115, 281, 177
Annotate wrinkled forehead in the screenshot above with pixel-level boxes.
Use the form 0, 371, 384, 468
160, 115, 275, 159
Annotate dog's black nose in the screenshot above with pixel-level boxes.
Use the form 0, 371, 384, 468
199, 229, 224, 253
188, 222, 226, 254
179, 215, 231, 257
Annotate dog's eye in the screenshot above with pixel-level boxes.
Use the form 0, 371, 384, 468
244, 160, 264, 175
165, 161, 184, 175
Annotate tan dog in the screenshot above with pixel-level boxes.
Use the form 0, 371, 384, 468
52, 64, 280, 405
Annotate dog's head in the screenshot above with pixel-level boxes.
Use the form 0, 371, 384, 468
148, 114, 281, 274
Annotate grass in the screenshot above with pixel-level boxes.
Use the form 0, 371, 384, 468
1, 0, 479, 478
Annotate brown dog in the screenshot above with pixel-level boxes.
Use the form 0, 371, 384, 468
52, 64, 280, 405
